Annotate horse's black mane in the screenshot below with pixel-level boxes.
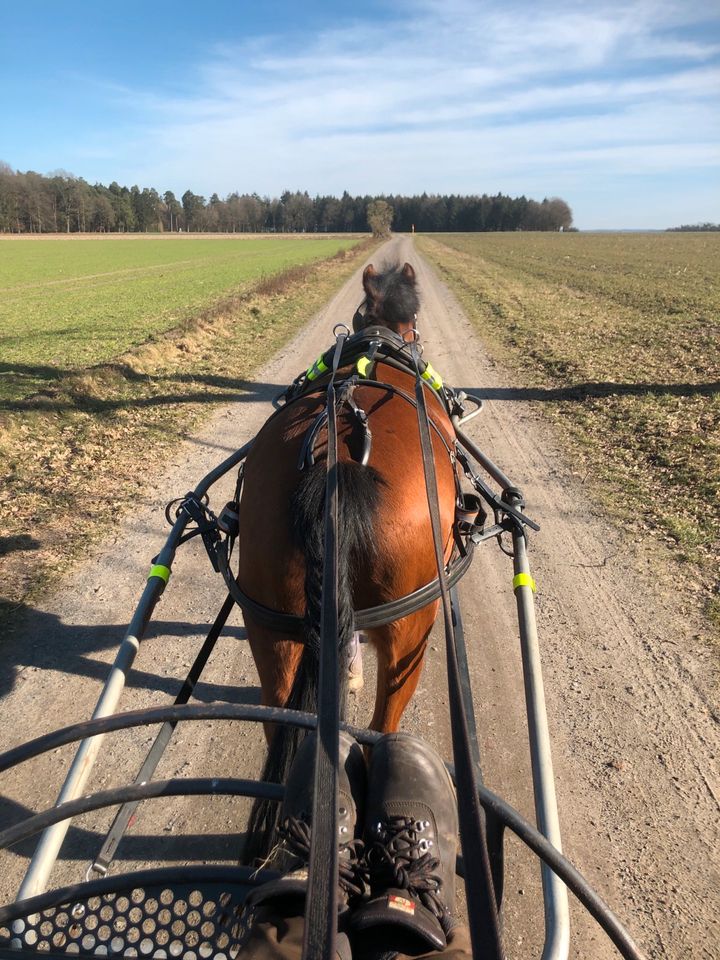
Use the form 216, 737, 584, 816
366, 261, 420, 324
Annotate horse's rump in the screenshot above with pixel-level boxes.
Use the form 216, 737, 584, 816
237, 362, 458, 621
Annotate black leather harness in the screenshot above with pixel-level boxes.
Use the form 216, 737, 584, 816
215, 327, 482, 634
174, 327, 535, 636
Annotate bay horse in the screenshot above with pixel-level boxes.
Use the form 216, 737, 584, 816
237, 261, 459, 858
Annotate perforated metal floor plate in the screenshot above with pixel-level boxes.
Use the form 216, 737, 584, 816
0, 882, 254, 959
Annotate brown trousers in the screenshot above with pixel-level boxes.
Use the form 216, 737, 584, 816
240, 910, 472, 960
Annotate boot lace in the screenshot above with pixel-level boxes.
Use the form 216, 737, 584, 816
366, 815, 448, 921
277, 816, 369, 900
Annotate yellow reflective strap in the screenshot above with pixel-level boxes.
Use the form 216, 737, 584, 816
421, 363, 443, 391
513, 572, 536, 593
305, 356, 329, 381
357, 356, 371, 378
149, 564, 171, 584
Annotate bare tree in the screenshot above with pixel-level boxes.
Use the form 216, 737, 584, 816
367, 199, 393, 237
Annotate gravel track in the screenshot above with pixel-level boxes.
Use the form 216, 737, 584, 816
1, 237, 717, 959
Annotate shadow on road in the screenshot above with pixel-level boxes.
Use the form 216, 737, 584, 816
0, 794, 246, 865
457, 380, 720, 402
0, 362, 287, 413
0, 600, 256, 703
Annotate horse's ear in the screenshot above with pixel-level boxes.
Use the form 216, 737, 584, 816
363, 264, 378, 293
401, 262, 416, 282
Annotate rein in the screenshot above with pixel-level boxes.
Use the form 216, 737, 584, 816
408, 338, 505, 957
300, 328, 507, 960
301, 326, 505, 960
304, 326, 348, 960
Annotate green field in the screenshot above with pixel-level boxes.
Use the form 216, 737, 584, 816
418, 232, 720, 625
0, 235, 360, 403
0, 235, 376, 612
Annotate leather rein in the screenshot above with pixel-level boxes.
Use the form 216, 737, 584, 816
299, 328, 504, 960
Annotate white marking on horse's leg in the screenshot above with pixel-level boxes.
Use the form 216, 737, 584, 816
348, 631, 364, 692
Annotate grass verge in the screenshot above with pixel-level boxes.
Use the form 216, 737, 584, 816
417, 233, 719, 634
0, 238, 378, 615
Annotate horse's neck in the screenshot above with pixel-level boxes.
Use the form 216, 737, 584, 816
385, 320, 416, 339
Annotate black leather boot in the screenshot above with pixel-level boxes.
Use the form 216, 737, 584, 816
246, 730, 368, 913
349, 733, 459, 954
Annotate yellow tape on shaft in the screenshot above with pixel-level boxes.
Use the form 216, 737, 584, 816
149, 564, 171, 584
513, 573, 536, 592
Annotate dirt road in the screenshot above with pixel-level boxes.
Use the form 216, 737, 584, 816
1, 237, 717, 958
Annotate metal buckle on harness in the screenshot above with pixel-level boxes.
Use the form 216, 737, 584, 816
166, 492, 223, 572
456, 492, 486, 537
217, 501, 240, 538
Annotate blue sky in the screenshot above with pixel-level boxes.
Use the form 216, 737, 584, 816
1, 0, 718, 229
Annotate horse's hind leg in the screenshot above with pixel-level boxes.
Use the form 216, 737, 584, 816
246, 622, 304, 744
366, 602, 439, 733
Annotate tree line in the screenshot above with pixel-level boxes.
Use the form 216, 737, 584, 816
667, 223, 720, 232
0, 163, 573, 234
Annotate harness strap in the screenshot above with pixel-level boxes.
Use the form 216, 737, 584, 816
410, 342, 505, 959
297, 408, 328, 470
216, 541, 475, 634
300, 377, 457, 459
299, 378, 372, 470
282, 328, 450, 410
343, 384, 372, 466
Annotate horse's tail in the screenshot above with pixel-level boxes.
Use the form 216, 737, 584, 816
244, 461, 384, 863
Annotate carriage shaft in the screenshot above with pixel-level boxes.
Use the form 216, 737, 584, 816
511, 516, 571, 960
15, 441, 252, 900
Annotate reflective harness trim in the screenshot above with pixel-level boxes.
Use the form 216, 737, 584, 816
356, 355, 443, 392
356, 355, 372, 378
306, 356, 329, 381
421, 362, 443, 391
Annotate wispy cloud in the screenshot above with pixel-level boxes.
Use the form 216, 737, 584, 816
80, 0, 720, 227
